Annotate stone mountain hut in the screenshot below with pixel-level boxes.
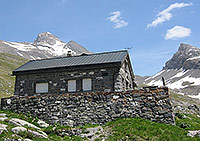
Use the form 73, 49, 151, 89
13, 50, 136, 96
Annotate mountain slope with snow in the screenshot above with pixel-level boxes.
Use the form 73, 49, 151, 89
137, 43, 200, 98
0, 32, 92, 60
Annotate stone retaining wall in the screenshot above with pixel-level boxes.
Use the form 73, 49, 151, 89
1, 87, 175, 126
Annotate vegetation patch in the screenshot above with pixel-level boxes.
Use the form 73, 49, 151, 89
175, 113, 200, 130
0, 53, 28, 99
104, 117, 199, 140
0, 110, 39, 127
1, 108, 200, 140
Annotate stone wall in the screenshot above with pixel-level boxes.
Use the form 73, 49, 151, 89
114, 55, 135, 91
1, 87, 175, 126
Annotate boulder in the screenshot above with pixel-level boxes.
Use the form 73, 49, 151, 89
24, 139, 32, 141
80, 126, 103, 139
11, 126, 27, 134
12, 127, 48, 138
0, 124, 8, 134
0, 117, 8, 121
187, 130, 200, 138
0, 113, 6, 117
9, 118, 40, 130
28, 130, 48, 138
37, 120, 49, 128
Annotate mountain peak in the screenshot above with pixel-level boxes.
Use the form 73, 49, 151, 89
178, 43, 197, 51
33, 32, 62, 46
164, 43, 200, 70
37, 32, 57, 37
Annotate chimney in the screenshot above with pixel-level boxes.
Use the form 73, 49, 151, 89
67, 51, 72, 57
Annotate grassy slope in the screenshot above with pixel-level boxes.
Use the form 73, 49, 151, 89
170, 90, 200, 116
0, 110, 199, 140
171, 90, 200, 107
0, 53, 28, 98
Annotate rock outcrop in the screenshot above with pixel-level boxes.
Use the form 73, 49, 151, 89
137, 43, 200, 98
164, 43, 200, 70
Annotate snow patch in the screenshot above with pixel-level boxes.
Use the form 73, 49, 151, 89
30, 56, 36, 60
3, 40, 76, 57
151, 70, 165, 79
186, 56, 200, 61
36, 40, 76, 56
171, 70, 188, 79
17, 52, 23, 57
188, 93, 200, 99
3, 41, 35, 51
167, 76, 200, 89
148, 80, 163, 87
144, 77, 151, 81
145, 70, 165, 82
177, 92, 185, 95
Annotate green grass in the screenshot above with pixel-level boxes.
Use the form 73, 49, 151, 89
63, 135, 83, 141
0, 119, 18, 140
170, 90, 200, 116
175, 113, 200, 130
104, 117, 200, 141
43, 123, 71, 136
170, 90, 198, 104
0, 110, 39, 127
48, 133, 63, 141
77, 123, 99, 129
0, 53, 28, 99
0, 109, 200, 140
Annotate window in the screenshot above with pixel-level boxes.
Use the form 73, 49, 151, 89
36, 83, 48, 93
68, 80, 76, 92
83, 78, 92, 91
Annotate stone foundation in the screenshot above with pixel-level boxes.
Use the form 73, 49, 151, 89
1, 87, 175, 126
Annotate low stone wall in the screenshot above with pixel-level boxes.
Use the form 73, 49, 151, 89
1, 87, 175, 126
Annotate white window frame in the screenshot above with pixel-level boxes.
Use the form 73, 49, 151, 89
36, 83, 48, 93
83, 78, 92, 91
68, 80, 76, 92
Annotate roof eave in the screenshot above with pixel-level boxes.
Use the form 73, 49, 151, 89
13, 62, 122, 75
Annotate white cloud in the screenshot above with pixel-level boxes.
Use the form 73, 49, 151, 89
107, 11, 128, 29
147, 2, 193, 28
164, 26, 191, 40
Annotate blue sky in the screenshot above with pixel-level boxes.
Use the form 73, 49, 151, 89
0, 0, 200, 76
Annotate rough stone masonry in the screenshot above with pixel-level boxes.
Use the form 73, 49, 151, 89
1, 87, 175, 126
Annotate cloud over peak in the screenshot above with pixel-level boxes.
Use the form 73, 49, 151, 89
107, 11, 128, 29
147, 2, 193, 28
164, 26, 191, 40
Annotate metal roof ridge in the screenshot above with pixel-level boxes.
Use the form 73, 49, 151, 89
30, 50, 128, 62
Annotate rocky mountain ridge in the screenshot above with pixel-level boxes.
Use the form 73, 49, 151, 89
164, 43, 200, 70
136, 43, 200, 98
0, 32, 92, 60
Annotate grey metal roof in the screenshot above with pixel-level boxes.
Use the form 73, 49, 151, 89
13, 50, 128, 73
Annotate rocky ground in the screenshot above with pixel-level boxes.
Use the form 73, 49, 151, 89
171, 90, 200, 115
0, 111, 111, 140
0, 109, 200, 140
